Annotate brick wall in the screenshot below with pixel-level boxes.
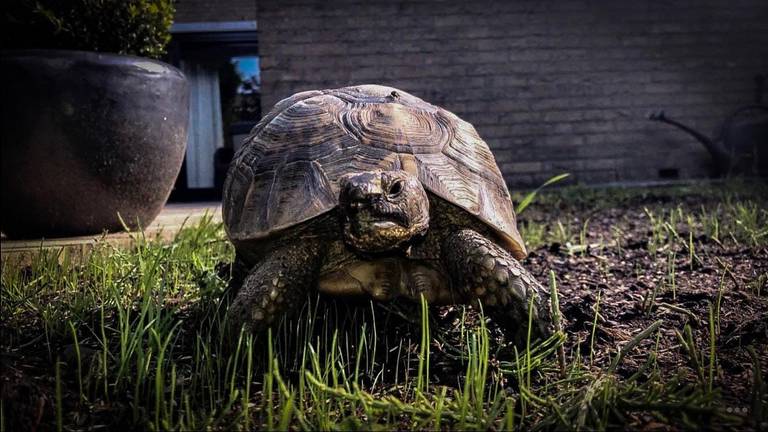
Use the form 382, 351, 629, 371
257, 0, 767, 186
174, 0, 256, 23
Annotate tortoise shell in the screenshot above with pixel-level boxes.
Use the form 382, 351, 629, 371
223, 85, 527, 259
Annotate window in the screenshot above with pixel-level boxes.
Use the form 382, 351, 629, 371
165, 21, 259, 201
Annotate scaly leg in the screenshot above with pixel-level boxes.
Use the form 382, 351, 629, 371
442, 229, 552, 342
227, 241, 324, 336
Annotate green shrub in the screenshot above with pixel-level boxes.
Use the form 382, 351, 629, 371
2, 0, 175, 59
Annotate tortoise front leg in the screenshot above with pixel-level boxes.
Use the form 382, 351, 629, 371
227, 241, 324, 336
442, 229, 552, 342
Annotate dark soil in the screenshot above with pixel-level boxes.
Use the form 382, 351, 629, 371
524, 196, 767, 402
519, 186, 768, 428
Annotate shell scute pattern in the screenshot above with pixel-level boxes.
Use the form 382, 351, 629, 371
224, 85, 525, 258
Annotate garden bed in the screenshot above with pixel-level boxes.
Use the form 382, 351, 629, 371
1, 181, 766, 430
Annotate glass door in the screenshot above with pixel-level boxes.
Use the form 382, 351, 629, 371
165, 26, 259, 201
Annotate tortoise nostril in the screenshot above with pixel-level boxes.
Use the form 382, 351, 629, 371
349, 187, 366, 202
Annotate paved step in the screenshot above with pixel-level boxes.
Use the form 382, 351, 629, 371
1, 203, 222, 267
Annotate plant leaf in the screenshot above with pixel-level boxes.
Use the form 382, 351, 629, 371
515, 173, 570, 214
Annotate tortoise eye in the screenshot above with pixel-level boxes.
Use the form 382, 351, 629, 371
388, 180, 404, 197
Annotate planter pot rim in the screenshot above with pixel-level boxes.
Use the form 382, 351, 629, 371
1, 48, 184, 78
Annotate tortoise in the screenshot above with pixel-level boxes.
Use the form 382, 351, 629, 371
223, 84, 551, 341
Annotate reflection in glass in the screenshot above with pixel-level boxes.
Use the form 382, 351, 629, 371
231, 56, 261, 122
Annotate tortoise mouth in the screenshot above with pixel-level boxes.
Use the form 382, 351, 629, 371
341, 204, 418, 253
371, 220, 399, 229
344, 202, 409, 229
347, 211, 408, 234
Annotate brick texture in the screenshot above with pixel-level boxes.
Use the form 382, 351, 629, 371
256, 0, 767, 186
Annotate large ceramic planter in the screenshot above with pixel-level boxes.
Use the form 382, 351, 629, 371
1, 50, 189, 238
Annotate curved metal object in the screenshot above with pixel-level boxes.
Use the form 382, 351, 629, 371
649, 104, 768, 177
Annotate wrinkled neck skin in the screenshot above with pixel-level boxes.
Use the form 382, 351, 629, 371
339, 170, 430, 255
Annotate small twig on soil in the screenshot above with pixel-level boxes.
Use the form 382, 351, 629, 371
715, 257, 741, 291
566, 241, 618, 255
657, 302, 699, 324
549, 271, 566, 378
609, 320, 663, 373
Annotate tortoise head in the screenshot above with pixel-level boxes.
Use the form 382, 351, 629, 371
339, 170, 429, 253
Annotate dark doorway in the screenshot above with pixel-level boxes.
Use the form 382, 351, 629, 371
165, 22, 259, 202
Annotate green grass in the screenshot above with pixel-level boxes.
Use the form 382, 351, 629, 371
2, 181, 767, 430
515, 180, 768, 252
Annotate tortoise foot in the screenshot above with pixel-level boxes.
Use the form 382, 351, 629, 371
443, 229, 552, 342
227, 241, 323, 337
